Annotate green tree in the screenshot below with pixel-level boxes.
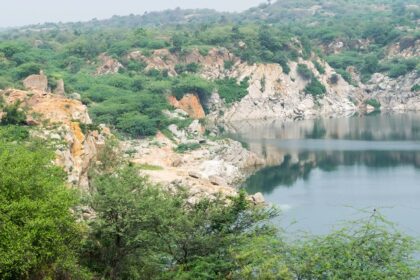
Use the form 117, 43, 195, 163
286, 212, 420, 279
84, 165, 278, 280
0, 142, 88, 280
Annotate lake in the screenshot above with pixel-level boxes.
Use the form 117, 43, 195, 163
228, 113, 420, 236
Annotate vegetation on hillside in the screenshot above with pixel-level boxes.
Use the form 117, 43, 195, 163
0, 0, 418, 137
0, 130, 419, 279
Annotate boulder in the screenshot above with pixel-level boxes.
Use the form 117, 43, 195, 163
168, 94, 206, 119
54, 79, 65, 96
96, 53, 124, 75
23, 71, 48, 91
250, 192, 265, 205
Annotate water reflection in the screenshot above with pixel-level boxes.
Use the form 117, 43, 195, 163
227, 113, 420, 235
225, 113, 420, 192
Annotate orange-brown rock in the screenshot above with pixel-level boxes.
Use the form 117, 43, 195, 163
0, 88, 107, 191
168, 94, 205, 119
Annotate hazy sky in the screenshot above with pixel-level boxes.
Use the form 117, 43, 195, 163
1, 0, 265, 27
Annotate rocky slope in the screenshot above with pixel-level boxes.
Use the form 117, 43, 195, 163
0, 73, 265, 202
0, 77, 108, 191
121, 117, 265, 203
125, 46, 419, 124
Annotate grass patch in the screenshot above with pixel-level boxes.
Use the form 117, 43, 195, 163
175, 143, 201, 153
137, 163, 164, 171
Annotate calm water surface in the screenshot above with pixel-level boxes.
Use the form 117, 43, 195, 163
228, 113, 420, 236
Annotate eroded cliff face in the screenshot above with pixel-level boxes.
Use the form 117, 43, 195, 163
218, 60, 360, 122
168, 94, 206, 119
125, 45, 419, 123
365, 71, 420, 111
0, 88, 108, 191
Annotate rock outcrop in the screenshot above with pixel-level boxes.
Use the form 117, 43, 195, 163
168, 94, 206, 119
386, 39, 420, 59
54, 79, 65, 96
214, 59, 359, 122
364, 71, 420, 111
0, 88, 108, 191
96, 53, 124, 75
127, 46, 419, 124
23, 71, 48, 92
122, 123, 264, 201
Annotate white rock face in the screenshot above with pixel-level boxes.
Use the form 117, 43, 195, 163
212, 59, 358, 122
364, 71, 420, 111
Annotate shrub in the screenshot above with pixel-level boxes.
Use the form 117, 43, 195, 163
389, 64, 409, 78
0, 125, 29, 142
304, 77, 327, 97
116, 112, 159, 137
313, 60, 325, 74
297, 63, 313, 80
365, 98, 381, 109
274, 54, 290, 74
224, 60, 234, 70
329, 74, 340, 84
0, 142, 87, 279
175, 63, 200, 74
172, 75, 215, 103
1, 102, 26, 125
411, 84, 420, 92
14, 62, 41, 80
336, 69, 353, 85
216, 77, 249, 104
0, 77, 12, 89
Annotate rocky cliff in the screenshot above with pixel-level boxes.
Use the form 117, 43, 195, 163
127, 47, 419, 124
0, 88, 108, 191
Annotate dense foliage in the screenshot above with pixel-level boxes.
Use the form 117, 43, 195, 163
0, 0, 418, 137
0, 129, 418, 279
0, 128, 88, 280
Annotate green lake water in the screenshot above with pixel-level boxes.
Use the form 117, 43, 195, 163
229, 113, 420, 236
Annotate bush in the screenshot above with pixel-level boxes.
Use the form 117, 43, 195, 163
274, 54, 290, 74
411, 84, 420, 92
297, 63, 313, 80
304, 77, 327, 97
336, 69, 353, 84
313, 60, 325, 74
0, 77, 12, 89
0, 125, 29, 142
1, 102, 26, 125
387, 59, 417, 78
216, 77, 249, 104
389, 63, 409, 78
116, 112, 159, 137
365, 98, 381, 109
287, 213, 420, 280
0, 142, 87, 279
175, 63, 200, 74
172, 75, 215, 103
14, 62, 41, 80
224, 60, 234, 70
329, 74, 340, 84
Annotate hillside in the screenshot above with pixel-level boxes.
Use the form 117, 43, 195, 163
1, 0, 420, 279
